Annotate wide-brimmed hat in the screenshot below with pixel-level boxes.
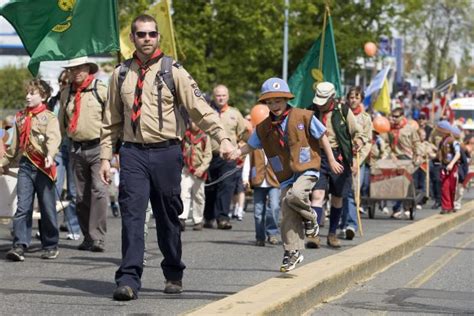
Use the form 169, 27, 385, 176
313, 82, 335, 106
63, 56, 99, 74
258, 78, 294, 103
436, 120, 452, 135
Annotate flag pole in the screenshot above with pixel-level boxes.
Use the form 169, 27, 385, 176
440, 83, 453, 118
431, 90, 436, 124
282, 0, 289, 81
318, 5, 329, 71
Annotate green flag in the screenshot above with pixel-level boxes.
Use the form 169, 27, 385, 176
288, 15, 342, 108
0, 0, 120, 76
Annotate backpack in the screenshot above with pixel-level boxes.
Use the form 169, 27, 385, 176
117, 55, 188, 130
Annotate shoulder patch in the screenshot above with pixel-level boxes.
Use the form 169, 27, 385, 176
194, 89, 202, 97
297, 123, 305, 130
173, 62, 181, 68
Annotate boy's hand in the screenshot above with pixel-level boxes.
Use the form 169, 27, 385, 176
228, 148, 242, 160
353, 138, 363, 152
220, 138, 235, 160
329, 159, 344, 175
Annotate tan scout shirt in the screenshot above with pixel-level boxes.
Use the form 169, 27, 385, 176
385, 123, 421, 160
210, 106, 249, 153
101, 57, 228, 160
353, 111, 373, 164
316, 106, 365, 149
58, 79, 107, 142
0, 110, 60, 167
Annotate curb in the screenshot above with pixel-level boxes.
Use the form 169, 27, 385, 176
184, 202, 474, 315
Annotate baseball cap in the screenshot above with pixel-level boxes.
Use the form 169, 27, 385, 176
313, 82, 335, 106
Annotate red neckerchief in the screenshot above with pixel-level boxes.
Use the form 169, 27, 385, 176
183, 129, 207, 179
131, 49, 163, 134
351, 104, 363, 115
68, 74, 95, 133
390, 117, 407, 147
321, 102, 335, 126
18, 103, 47, 150
270, 107, 291, 148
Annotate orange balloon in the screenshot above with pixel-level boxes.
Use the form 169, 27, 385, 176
250, 104, 269, 127
364, 42, 377, 57
408, 119, 419, 130
373, 116, 390, 133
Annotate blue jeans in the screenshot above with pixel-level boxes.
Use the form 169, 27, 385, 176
414, 168, 426, 193
13, 157, 58, 249
55, 142, 80, 235
341, 164, 369, 231
253, 187, 280, 241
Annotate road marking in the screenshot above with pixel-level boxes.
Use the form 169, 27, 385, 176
407, 221, 474, 289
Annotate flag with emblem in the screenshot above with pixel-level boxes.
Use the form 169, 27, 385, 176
119, 0, 178, 60
288, 7, 342, 108
0, 0, 120, 76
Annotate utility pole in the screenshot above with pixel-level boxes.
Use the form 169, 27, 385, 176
282, 0, 289, 81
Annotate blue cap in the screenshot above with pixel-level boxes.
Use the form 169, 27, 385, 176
258, 77, 294, 103
436, 120, 452, 134
451, 126, 461, 137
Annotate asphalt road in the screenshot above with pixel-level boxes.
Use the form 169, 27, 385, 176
0, 191, 472, 315
310, 217, 474, 315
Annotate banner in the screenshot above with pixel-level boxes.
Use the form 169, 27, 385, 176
0, 0, 120, 76
288, 11, 342, 108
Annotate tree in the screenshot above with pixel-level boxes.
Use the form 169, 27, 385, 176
0, 65, 33, 110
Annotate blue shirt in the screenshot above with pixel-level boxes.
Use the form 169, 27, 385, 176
248, 115, 326, 188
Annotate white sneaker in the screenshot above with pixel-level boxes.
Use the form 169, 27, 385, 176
359, 207, 366, 214
404, 210, 411, 219
382, 207, 390, 215
454, 202, 461, 210
416, 204, 422, 210
67, 233, 81, 240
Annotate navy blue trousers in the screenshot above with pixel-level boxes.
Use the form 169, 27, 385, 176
115, 143, 185, 293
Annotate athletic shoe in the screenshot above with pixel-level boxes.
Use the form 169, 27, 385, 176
255, 240, 265, 247
164, 280, 183, 294
280, 250, 304, 272
306, 235, 321, 249
113, 285, 136, 301
327, 233, 341, 248
304, 210, 319, 238
77, 240, 93, 251
41, 248, 59, 260
6, 246, 25, 262
67, 233, 81, 240
345, 227, 356, 240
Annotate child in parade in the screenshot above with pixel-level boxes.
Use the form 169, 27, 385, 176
0, 79, 61, 261
179, 121, 212, 231
310, 82, 366, 248
231, 77, 343, 272
436, 121, 461, 214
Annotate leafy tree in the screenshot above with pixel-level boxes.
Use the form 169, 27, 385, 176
0, 65, 33, 110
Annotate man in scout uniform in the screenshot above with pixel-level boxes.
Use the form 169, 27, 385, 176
179, 120, 212, 231
99, 14, 234, 300
1, 79, 61, 261
231, 77, 343, 272
340, 86, 372, 240
310, 82, 365, 248
385, 105, 421, 218
204, 84, 248, 230
58, 56, 109, 252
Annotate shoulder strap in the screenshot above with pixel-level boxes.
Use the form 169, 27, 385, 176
91, 79, 105, 109
118, 58, 133, 94
159, 55, 176, 98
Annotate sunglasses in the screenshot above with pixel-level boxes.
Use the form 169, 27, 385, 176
391, 114, 402, 118
135, 31, 159, 39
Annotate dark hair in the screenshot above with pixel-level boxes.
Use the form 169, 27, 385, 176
131, 14, 158, 33
27, 79, 52, 100
347, 86, 365, 100
58, 70, 69, 85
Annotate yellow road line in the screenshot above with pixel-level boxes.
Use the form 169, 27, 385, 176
407, 220, 474, 289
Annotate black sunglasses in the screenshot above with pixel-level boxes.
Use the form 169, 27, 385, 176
391, 114, 402, 118
135, 31, 159, 39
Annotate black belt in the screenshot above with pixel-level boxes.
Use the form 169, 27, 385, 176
73, 138, 100, 150
123, 139, 180, 149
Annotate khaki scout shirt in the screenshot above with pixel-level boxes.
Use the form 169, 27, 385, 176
0, 110, 60, 167
385, 123, 421, 160
58, 79, 107, 142
210, 106, 248, 153
353, 111, 373, 164
101, 57, 228, 160
317, 106, 366, 149
183, 133, 212, 175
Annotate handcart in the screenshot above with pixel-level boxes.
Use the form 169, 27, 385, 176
361, 159, 425, 220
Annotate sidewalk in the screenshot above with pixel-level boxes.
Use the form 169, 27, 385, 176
0, 192, 472, 315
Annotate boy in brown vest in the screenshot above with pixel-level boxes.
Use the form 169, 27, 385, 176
231, 78, 343, 272
0, 79, 61, 261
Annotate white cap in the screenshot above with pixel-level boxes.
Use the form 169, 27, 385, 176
313, 82, 335, 106
63, 56, 99, 74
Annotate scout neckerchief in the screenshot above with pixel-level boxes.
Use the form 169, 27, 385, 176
18, 103, 47, 150
270, 106, 291, 148
390, 117, 407, 148
351, 104, 363, 115
321, 101, 335, 126
68, 74, 95, 133
183, 129, 207, 179
131, 49, 163, 134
